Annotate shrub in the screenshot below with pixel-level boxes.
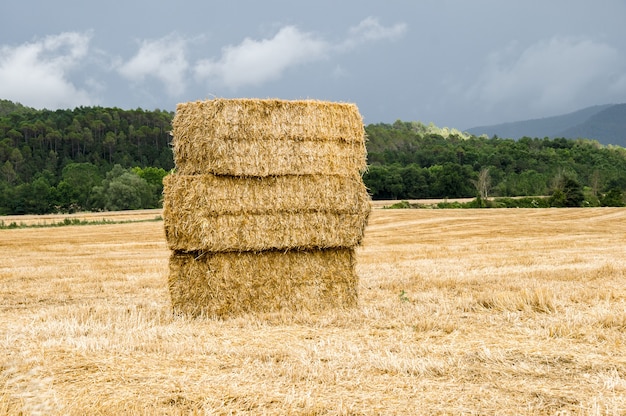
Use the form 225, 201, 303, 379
600, 188, 625, 207
385, 200, 412, 209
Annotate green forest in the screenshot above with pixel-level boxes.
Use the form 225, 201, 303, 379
363, 121, 626, 207
1, 100, 625, 215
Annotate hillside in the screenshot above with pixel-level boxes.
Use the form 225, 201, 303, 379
466, 103, 626, 146
363, 121, 626, 201
558, 104, 626, 146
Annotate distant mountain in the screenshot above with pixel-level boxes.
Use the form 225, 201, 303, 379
466, 104, 626, 147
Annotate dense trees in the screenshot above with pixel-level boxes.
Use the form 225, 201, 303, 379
0, 101, 173, 177
91, 165, 160, 211
0, 100, 172, 214
364, 121, 626, 206
0, 101, 625, 214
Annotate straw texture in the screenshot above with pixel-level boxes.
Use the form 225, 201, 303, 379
165, 211, 369, 252
172, 99, 367, 177
164, 98, 370, 317
168, 249, 358, 317
163, 173, 371, 251
163, 173, 370, 214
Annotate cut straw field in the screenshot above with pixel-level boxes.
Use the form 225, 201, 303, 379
0, 209, 162, 227
1, 207, 625, 415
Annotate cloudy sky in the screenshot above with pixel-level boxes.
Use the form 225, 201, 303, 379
2, 0, 626, 129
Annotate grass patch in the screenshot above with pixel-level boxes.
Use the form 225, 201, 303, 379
0, 215, 162, 229
381, 197, 554, 209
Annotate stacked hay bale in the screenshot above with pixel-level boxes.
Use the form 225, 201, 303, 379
163, 99, 370, 317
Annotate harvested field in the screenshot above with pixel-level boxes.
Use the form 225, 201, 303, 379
1, 208, 625, 414
0, 209, 162, 227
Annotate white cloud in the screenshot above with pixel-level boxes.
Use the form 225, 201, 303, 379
194, 26, 327, 89
338, 17, 408, 51
117, 34, 189, 97
467, 36, 626, 116
0, 32, 94, 109
194, 17, 407, 89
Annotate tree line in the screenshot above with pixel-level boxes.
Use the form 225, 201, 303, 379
0, 100, 172, 214
364, 121, 626, 206
0, 102, 625, 215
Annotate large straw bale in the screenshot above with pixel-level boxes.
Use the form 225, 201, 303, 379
165, 97, 369, 318
165, 211, 369, 253
172, 99, 367, 176
168, 249, 358, 317
163, 172, 371, 252
162, 173, 370, 214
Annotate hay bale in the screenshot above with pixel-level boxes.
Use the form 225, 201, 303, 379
168, 249, 358, 317
172, 99, 367, 177
165, 97, 370, 317
163, 173, 370, 214
165, 211, 369, 252
163, 173, 370, 252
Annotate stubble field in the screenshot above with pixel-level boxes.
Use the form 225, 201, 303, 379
1, 207, 625, 415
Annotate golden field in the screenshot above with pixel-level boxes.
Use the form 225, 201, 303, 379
1, 207, 625, 415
